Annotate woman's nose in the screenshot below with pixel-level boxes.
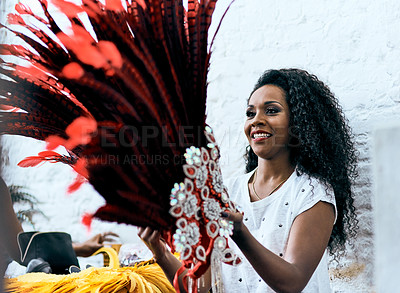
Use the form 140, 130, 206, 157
251, 112, 267, 126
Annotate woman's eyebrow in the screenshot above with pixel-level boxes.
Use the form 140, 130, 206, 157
247, 101, 283, 107
265, 101, 283, 106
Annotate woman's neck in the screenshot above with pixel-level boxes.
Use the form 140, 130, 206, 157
256, 156, 295, 183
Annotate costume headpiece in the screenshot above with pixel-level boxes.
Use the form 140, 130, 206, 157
0, 1, 239, 291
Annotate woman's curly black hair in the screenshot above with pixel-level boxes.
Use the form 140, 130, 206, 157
244, 68, 358, 256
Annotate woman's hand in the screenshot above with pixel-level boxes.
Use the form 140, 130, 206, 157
73, 232, 119, 257
221, 210, 247, 240
137, 227, 168, 262
138, 227, 210, 292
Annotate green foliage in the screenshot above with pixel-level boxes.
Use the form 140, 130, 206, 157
8, 185, 46, 228
9, 185, 38, 206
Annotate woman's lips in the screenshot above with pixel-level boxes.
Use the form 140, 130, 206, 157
251, 130, 272, 141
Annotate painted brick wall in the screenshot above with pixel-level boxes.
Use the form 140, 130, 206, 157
373, 122, 400, 293
3, 0, 400, 292
206, 1, 400, 292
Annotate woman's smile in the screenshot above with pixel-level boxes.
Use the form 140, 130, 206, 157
250, 130, 273, 142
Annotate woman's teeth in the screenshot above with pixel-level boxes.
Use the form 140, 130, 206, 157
253, 133, 272, 138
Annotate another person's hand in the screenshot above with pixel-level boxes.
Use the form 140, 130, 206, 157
137, 227, 168, 262
73, 232, 119, 257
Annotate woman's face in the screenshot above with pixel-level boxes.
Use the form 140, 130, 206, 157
244, 84, 291, 161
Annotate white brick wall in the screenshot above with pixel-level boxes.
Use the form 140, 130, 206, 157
373, 122, 400, 293
3, 0, 400, 292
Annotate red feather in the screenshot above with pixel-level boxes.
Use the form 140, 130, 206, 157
40, 0, 48, 9
45, 135, 67, 151
0, 44, 28, 56
37, 151, 63, 157
17, 156, 45, 167
72, 158, 89, 178
81, 212, 93, 232
0, 105, 20, 112
15, 3, 33, 15
67, 174, 86, 193
62, 62, 85, 79
7, 14, 25, 25
15, 65, 49, 81
98, 41, 123, 69
51, 0, 84, 17
105, 0, 125, 12
18, 151, 76, 168
136, 0, 146, 9
65, 117, 97, 148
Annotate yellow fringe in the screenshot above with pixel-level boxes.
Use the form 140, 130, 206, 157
4, 263, 176, 293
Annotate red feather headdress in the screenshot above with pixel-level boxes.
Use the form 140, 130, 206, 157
0, 0, 239, 291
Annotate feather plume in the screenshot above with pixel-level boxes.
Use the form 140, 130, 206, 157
1, 0, 237, 289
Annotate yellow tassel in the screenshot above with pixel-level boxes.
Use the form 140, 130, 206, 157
4, 263, 176, 293
92, 246, 121, 269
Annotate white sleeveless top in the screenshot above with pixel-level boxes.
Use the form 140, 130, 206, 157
220, 168, 336, 293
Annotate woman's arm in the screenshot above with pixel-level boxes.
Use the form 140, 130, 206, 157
226, 201, 335, 293
138, 227, 211, 293
0, 177, 23, 261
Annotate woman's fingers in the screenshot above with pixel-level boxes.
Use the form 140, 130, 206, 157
221, 211, 245, 235
221, 211, 243, 223
101, 231, 119, 242
138, 227, 160, 243
104, 231, 119, 238
138, 226, 152, 239
137, 227, 167, 261
137, 226, 145, 235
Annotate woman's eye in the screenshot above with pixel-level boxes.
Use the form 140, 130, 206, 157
265, 107, 279, 114
246, 110, 255, 118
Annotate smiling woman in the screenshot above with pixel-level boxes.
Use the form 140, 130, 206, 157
244, 69, 358, 252
220, 68, 358, 292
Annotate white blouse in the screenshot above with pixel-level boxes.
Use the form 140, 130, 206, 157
220, 168, 336, 293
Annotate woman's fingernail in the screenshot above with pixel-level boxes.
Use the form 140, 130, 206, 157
221, 211, 228, 217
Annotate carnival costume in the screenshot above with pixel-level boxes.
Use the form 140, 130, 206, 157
0, 0, 239, 292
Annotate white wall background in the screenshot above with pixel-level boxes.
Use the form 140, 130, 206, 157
2, 0, 400, 292
373, 122, 400, 293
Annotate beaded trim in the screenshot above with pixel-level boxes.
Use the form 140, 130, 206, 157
169, 126, 241, 266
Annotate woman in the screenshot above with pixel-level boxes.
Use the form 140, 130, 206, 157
139, 68, 358, 292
